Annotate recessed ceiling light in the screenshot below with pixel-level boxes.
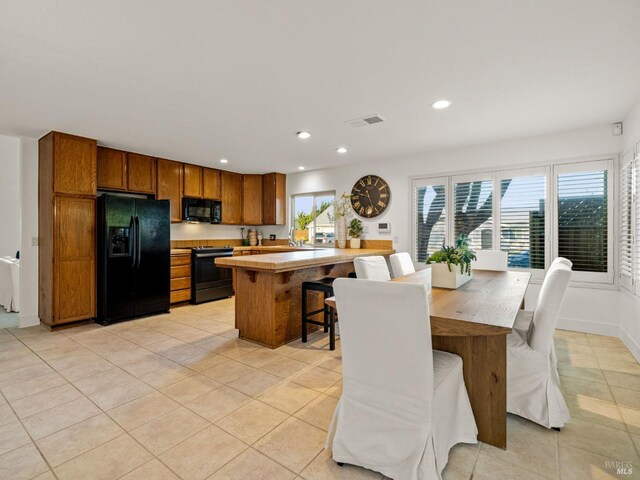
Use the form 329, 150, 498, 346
336, 147, 348, 154
297, 131, 311, 139
220, 159, 228, 164
298, 166, 306, 170
431, 99, 452, 110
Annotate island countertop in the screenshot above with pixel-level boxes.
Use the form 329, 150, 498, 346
216, 247, 395, 273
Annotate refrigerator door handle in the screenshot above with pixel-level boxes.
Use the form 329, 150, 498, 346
130, 216, 137, 269
136, 216, 142, 269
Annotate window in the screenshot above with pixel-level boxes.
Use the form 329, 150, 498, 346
415, 178, 447, 262
620, 149, 634, 292
411, 158, 614, 283
291, 192, 335, 245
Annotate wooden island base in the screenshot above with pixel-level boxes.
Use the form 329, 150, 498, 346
234, 262, 355, 348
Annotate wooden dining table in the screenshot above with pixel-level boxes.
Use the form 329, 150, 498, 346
326, 268, 531, 449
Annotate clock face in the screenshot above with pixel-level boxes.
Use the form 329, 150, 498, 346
350, 175, 391, 218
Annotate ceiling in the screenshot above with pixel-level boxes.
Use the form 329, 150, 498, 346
1, 1, 639, 173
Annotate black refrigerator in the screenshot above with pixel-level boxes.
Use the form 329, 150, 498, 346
97, 195, 171, 325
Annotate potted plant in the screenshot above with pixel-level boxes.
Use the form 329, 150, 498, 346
426, 235, 477, 289
332, 193, 352, 248
348, 218, 364, 248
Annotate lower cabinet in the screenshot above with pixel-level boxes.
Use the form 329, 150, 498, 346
170, 252, 192, 304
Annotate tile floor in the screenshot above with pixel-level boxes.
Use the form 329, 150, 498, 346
0, 299, 639, 479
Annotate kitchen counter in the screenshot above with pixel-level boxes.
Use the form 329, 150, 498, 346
217, 247, 394, 273
217, 247, 394, 348
171, 248, 191, 255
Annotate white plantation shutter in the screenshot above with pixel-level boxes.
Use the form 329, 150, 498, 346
453, 178, 494, 251
620, 149, 634, 291
414, 178, 448, 263
499, 174, 546, 269
635, 143, 640, 297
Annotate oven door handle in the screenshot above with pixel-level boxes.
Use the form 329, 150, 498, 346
194, 252, 233, 259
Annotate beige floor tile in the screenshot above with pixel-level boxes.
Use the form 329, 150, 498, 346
565, 393, 626, 430
560, 375, 615, 403
259, 381, 321, 414
186, 385, 252, 422
288, 348, 331, 365
558, 362, 606, 383
227, 370, 283, 397
54, 434, 152, 480
326, 379, 343, 398
633, 433, 640, 452
261, 357, 312, 378
0, 363, 54, 389
611, 386, 640, 410
555, 330, 590, 345
0, 421, 31, 456
160, 374, 221, 404
107, 391, 179, 430
216, 400, 289, 444
178, 352, 231, 372
203, 359, 256, 383
156, 342, 209, 363
10, 383, 83, 419
558, 417, 639, 461
473, 453, 552, 479
101, 345, 151, 366
120, 352, 176, 377
480, 415, 558, 479
0, 354, 43, 375
300, 449, 384, 480
57, 358, 114, 382
71, 367, 135, 395
592, 346, 639, 364
0, 443, 49, 480
294, 394, 338, 431
120, 459, 180, 480
22, 397, 101, 440
558, 444, 626, 480
0, 402, 17, 427
236, 349, 284, 368
33, 470, 57, 480
315, 356, 343, 373
556, 350, 600, 368
441, 444, 479, 480
159, 425, 247, 480
36, 414, 124, 467
619, 406, 640, 434
597, 359, 640, 376
130, 406, 210, 455
88, 378, 155, 411
1, 372, 67, 402
138, 362, 195, 388
216, 340, 261, 360
291, 366, 342, 392
255, 417, 326, 473
587, 334, 627, 349
210, 448, 296, 480
603, 370, 640, 391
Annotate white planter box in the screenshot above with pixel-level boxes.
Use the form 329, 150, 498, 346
349, 238, 361, 249
430, 263, 472, 289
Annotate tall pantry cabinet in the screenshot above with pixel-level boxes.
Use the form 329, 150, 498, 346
39, 132, 97, 326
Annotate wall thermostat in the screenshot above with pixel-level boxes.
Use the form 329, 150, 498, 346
377, 222, 391, 233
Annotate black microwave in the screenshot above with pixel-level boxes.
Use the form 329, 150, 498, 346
183, 198, 222, 224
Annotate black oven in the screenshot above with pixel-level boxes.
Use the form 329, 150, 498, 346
183, 198, 222, 224
191, 247, 234, 303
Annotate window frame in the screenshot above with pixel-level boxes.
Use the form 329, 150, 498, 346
289, 190, 336, 246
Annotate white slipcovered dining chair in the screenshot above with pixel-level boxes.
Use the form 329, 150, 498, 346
389, 252, 416, 277
353, 256, 391, 281
326, 278, 477, 479
473, 250, 508, 271
507, 261, 572, 429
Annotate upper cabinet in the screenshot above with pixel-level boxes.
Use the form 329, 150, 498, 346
221, 171, 243, 224
48, 132, 97, 195
127, 153, 156, 194
262, 173, 286, 225
242, 174, 263, 225
156, 159, 183, 223
183, 164, 203, 198
97, 147, 127, 191
203, 168, 221, 200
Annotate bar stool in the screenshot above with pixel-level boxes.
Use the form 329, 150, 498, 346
302, 277, 336, 349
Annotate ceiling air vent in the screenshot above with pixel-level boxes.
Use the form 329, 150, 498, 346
347, 115, 385, 128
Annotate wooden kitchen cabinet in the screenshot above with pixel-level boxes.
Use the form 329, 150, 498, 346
262, 173, 286, 225
183, 163, 203, 198
170, 251, 192, 304
157, 159, 183, 223
127, 153, 156, 194
39, 132, 97, 327
203, 167, 221, 200
242, 174, 263, 225
97, 147, 127, 191
221, 171, 243, 224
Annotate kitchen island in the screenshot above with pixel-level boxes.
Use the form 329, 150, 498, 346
216, 246, 394, 348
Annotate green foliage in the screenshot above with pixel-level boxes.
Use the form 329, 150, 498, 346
348, 218, 364, 238
296, 200, 333, 230
426, 235, 477, 274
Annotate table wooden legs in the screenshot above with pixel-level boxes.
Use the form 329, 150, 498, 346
432, 334, 507, 449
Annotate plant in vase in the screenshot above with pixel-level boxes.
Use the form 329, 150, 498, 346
426, 235, 476, 288
332, 193, 352, 248
348, 218, 364, 249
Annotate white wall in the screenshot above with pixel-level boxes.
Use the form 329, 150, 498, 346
170, 224, 288, 242
0, 135, 21, 257
288, 124, 625, 340
19, 138, 39, 327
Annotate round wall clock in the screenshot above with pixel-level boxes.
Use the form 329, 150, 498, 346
350, 175, 391, 218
